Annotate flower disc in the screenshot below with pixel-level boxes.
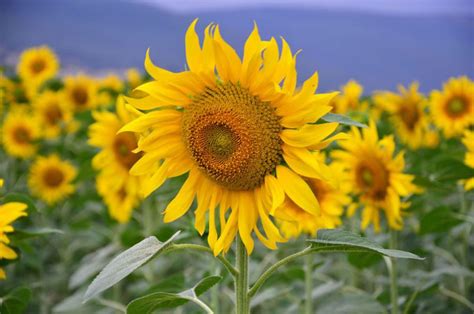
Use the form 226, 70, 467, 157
182, 82, 282, 190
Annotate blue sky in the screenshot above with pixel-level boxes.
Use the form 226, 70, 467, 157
132, 0, 473, 15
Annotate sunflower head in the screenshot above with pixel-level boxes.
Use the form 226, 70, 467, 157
374, 82, 429, 149
63, 74, 98, 112
126, 68, 142, 89
430, 76, 474, 138
28, 155, 77, 205
89, 97, 144, 223
462, 130, 474, 190
122, 20, 343, 255
332, 80, 367, 114
332, 121, 419, 231
0, 190, 28, 280
16, 46, 59, 85
277, 156, 350, 238
1, 108, 41, 158
32, 90, 74, 139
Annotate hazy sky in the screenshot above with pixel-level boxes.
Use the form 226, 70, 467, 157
132, 0, 473, 15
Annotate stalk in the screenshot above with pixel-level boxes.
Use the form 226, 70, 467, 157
389, 229, 399, 314
235, 236, 250, 314
304, 252, 313, 314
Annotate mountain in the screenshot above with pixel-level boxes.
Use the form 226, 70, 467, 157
1, 0, 473, 92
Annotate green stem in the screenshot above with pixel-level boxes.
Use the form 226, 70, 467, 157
189, 297, 214, 314
235, 236, 249, 314
389, 230, 399, 314
211, 258, 220, 314
249, 247, 314, 298
304, 252, 313, 314
164, 243, 238, 277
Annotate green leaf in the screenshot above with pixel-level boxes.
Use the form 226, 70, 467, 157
308, 229, 424, 260
431, 158, 474, 182
348, 252, 383, 269
83, 231, 181, 303
69, 245, 118, 289
419, 206, 462, 234
0, 287, 32, 314
11, 228, 64, 241
126, 276, 221, 314
321, 113, 367, 128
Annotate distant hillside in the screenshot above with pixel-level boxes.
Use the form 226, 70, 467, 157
1, 0, 473, 92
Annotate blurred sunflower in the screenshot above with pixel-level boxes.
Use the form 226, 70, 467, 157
0, 179, 28, 280
122, 20, 342, 254
126, 68, 142, 89
16, 46, 59, 86
32, 90, 74, 139
1, 108, 40, 158
28, 155, 77, 205
63, 74, 98, 112
277, 155, 350, 238
374, 82, 428, 149
430, 76, 474, 138
97, 74, 123, 107
332, 80, 368, 114
88, 97, 144, 223
332, 121, 419, 231
462, 130, 474, 190
0, 76, 31, 105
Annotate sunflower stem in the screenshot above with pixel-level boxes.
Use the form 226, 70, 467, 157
389, 229, 399, 314
235, 236, 249, 314
304, 251, 313, 314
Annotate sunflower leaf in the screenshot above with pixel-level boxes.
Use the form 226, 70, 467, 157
321, 113, 367, 128
126, 276, 221, 314
0, 287, 32, 314
308, 229, 424, 260
11, 228, 64, 241
83, 231, 181, 303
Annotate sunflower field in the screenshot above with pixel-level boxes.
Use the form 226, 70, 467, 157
0, 19, 473, 314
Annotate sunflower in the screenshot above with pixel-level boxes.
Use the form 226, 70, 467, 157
126, 68, 142, 89
63, 74, 98, 112
462, 130, 474, 190
374, 82, 429, 149
332, 80, 368, 114
332, 121, 419, 231
430, 76, 474, 138
0, 179, 28, 280
88, 97, 144, 223
97, 74, 123, 107
277, 155, 350, 238
122, 20, 343, 255
28, 155, 77, 205
1, 108, 41, 158
16, 46, 59, 86
32, 90, 74, 139
0, 76, 31, 105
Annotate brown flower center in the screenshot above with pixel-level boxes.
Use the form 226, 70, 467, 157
355, 158, 390, 201
43, 167, 65, 187
182, 82, 282, 190
445, 97, 468, 118
30, 58, 46, 75
45, 103, 63, 125
398, 103, 420, 130
71, 86, 88, 107
12, 126, 31, 144
113, 132, 142, 170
